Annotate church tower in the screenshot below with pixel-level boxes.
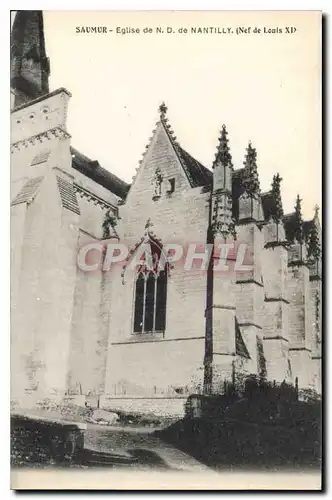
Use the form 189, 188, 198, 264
11, 11, 50, 108
11, 11, 78, 405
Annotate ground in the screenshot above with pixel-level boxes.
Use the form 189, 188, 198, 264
83, 423, 212, 472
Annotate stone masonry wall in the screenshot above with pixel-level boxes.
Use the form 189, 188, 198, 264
261, 224, 290, 384
104, 122, 209, 396
235, 223, 265, 376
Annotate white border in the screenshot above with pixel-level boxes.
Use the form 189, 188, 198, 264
1, 1, 330, 498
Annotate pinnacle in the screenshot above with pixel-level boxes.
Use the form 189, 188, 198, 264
293, 194, 304, 244
243, 141, 260, 195
213, 124, 233, 169
313, 204, 320, 220
159, 101, 168, 117
271, 173, 283, 222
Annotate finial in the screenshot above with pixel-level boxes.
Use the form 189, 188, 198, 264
293, 194, 304, 244
295, 194, 302, 208
273, 173, 283, 184
314, 204, 320, 220
271, 173, 283, 222
213, 123, 233, 169
145, 218, 153, 231
159, 102, 168, 116
243, 141, 260, 195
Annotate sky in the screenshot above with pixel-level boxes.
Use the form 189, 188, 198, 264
13, 10, 321, 220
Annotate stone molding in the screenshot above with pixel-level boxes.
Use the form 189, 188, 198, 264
74, 184, 118, 213
11, 126, 71, 153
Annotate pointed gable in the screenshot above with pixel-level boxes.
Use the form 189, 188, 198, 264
127, 102, 211, 201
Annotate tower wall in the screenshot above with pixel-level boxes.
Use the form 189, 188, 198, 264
11, 90, 81, 404
235, 223, 265, 376
287, 243, 313, 390
261, 223, 291, 384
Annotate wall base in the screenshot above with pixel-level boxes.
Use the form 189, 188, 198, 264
99, 395, 187, 418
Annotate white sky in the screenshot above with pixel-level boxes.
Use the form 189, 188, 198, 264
13, 11, 321, 219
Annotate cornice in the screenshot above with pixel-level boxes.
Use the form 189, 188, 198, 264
74, 184, 118, 212
11, 126, 71, 153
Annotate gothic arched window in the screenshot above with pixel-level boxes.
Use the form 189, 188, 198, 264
133, 241, 168, 334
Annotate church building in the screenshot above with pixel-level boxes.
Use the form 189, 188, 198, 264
11, 11, 322, 415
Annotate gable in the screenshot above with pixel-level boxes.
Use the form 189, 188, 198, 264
126, 121, 192, 202
126, 119, 211, 204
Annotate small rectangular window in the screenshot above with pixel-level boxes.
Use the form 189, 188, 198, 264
167, 178, 175, 194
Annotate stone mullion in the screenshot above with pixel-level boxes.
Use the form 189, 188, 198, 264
142, 275, 147, 333
153, 275, 158, 332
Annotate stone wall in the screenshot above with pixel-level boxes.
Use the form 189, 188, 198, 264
99, 395, 187, 418
104, 121, 209, 396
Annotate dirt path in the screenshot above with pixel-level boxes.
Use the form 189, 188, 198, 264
83, 423, 212, 472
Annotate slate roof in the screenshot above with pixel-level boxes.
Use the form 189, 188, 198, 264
160, 119, 212, 188
283, 212, 316, 243
303, 219, 316, 241
235, 318, 250, 359
283, 212, 296, 242
231, 168, 245, 220
174, 144, 212, 188
261, 191, 276, 221
232, 170, 284, 224
70, 147, 130, 199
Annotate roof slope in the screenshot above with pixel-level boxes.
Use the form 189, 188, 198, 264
159, 106, 212, 188
71, 147, 130, 199
170, 141, 212, 188
261, 191, 276, 221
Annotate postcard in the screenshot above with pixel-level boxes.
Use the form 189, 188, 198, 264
10, 10, 322, 490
